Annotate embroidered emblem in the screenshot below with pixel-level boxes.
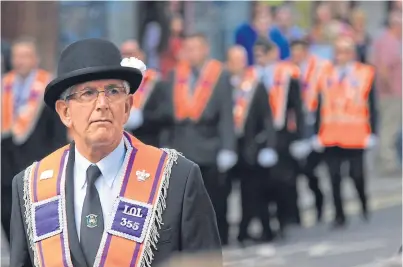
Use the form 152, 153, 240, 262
32, 195, 62, 242
39, 169, 54, 180
86, 214, 98, 228
108, 197, 152, 243
136, 169, 150, 182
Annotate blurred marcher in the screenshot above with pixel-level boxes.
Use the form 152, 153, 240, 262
9, 38, 222, 267
120, 40, 172, 147
1, 37, 67, 242
312, 36, 378, 228
254, 38, 306, 232
166, 33, 237, 245
160, 15, 184, 80
273, 5, 306, 43
395, 125, 402, 169
350, 8, 371, 63
235, 7, 290, 65
309, 3, 353, 60
226, 45, 277, 243
289, 39, 330, 223
371, 10, 402, 174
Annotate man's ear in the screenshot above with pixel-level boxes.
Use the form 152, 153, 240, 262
55, 100, 72, 127
125, 94, 133, 114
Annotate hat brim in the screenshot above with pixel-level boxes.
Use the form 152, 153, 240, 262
44, 66, 143, 110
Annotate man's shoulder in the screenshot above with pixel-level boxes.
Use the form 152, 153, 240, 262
158, 148, 197, 181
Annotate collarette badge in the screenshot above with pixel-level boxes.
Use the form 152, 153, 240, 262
136, 170, 150, 182
86, 214, 98, 228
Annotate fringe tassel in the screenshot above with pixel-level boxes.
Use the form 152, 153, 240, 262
22, 163, 40, 267
138, 148, 179, 267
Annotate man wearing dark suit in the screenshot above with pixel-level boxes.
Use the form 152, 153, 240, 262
253, 38, 308, 230
226, 45, 278, 243
10, 39, 221, 267
166, 33, 237, 245
120, 40, 171, 147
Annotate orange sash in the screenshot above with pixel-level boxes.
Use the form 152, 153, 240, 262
133, 69, 160, 110
1, 70, 51, 143
301, 56, 332, 112
233, 68, 259, 135
268, 62, 299, 130
173, 60, 222, 121
24, 132, 179, 267
318, 63, 374, 148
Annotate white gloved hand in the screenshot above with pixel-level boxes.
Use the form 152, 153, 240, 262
365, 134, 378, 149
289, 140, 312, 160
217, 150, 238, 173
257, 148, 278, 167
310, 135, 324, 152
125, 108, 144, 130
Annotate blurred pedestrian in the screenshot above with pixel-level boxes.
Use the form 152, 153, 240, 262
165, 33, 237, 245
371, 10, 402, 175
254, 38, 307, 232
1, 36, 67, 242
226, 45, 277, 243
120, 39, 172, 147
312, 36, 378, 228
160, 14, 184, 80
289, 39, 331, 223
349, 8, 371, 63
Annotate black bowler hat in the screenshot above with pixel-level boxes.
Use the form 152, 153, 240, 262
44, 38, 144, 110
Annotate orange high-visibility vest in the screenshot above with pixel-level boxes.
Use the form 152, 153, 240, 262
318, 62, 375, 149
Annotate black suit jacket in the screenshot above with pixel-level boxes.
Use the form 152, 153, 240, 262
165, 68, 236, 166
130, 80, 172, 147
237, 83, 276, 166
10, 144, 222, 267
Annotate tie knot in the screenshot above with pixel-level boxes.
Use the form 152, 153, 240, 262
86, 165, 101, 187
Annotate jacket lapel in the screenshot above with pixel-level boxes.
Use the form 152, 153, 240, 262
65, 142, 88, 267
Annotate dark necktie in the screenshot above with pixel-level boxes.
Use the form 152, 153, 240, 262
80, 165, 104, 267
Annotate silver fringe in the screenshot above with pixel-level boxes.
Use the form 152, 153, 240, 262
22, 163, 40, 267
137, 148, 179, 267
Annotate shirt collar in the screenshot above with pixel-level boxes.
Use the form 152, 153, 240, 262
75, 138, 125, 189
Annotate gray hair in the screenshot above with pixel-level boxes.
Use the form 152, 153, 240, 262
59, 81, 130, 100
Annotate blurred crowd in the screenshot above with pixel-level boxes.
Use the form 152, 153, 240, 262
1, 0, 402, 263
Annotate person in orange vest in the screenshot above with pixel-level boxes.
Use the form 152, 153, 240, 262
1, 36, 67, 243
165, 32, 237, 245
120, 39, 171, 147
253, 38, 308, 232
226, 45, 278, 244
311, 36, 378, 228
289, 39, 330, 223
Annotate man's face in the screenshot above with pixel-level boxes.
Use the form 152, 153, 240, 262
226, 48, 247, 76
253, 46, 267, 66
120, 41, 140, 59
55, 79, 132, 148
290, 45, 308, 65
253, 15, 271, 36
11, 43, 38, 77
183, 37, 209, 66
334, 41, 354, 65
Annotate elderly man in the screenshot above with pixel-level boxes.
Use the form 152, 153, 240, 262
9, 39, 221, 267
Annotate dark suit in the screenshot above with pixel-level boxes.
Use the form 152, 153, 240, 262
130, 80, 172, 147
166, 64, 236, 244
230, 82, 276, 241
2, 105, 66, 243
270, 78, 305, 228
10, 143, 222, 267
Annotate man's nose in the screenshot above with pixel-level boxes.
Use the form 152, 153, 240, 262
95, 93, 109, 110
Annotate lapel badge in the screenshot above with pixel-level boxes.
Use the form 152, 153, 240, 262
40, 170, 54, 180
86, 214, 98, 228
136, 170, 151, 182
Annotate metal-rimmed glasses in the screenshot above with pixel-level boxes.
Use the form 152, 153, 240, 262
64, 85, 128, 103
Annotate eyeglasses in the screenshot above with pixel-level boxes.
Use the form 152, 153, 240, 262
65, 85, 128, 103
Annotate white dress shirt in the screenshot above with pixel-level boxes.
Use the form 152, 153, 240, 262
74, 138, 126, 238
